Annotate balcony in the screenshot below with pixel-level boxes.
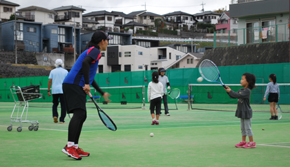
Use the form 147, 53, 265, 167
55, 15, 71, 21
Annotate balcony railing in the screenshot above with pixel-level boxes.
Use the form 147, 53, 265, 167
213, 23, 289, 48
55, 15, 71, 21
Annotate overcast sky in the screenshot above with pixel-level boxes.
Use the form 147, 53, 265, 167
12, 0, 234, 15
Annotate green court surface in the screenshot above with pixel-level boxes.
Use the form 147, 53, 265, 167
0, 102, 289, 167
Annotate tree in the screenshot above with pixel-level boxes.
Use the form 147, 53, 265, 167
214, 8, 227, 13
9, 14, 16, 20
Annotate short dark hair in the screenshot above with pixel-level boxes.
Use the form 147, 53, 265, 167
269, 74, 277, 84
152, 71, 159, 83
243, 73, 256, 90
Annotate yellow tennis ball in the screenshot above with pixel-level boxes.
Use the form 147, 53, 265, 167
197, 77, 203, 82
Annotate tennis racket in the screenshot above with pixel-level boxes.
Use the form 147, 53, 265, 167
276, 103, 282, 120
199, 59, 227, 88
168, 88, 180, 99
88, 93, 117, 131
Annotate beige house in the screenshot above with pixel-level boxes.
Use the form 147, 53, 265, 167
17, 6, 56, 25
0, 0, 19, 21
166, 53, 203, 69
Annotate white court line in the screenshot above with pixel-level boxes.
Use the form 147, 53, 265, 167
258, 143, 290, 148
1, 122, 290, 132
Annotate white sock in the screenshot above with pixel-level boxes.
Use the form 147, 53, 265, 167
156, 120, 159, 122
153, 119, 155, 121
74, 144, 79, 149
67, 142, 74, 147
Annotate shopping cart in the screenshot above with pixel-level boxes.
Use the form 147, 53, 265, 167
8, 85, 42, 132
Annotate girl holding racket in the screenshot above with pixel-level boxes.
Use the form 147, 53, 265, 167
263, 74, 280, 120
224, 73, 257, 148
148, 71, 163, 125
62, 31, 111, 160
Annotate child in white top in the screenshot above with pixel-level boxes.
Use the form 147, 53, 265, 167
147, 71, 163, 125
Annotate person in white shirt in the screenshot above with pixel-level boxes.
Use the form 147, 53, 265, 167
48, 59, 68, 124
158, 68, 171, 116
147, 71, 163, 125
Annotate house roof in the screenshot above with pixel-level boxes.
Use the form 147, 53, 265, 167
163, 11, 192, 16
123, 21, 148, 27
139, 12, 162, 17
0, 0, 19, 6
18, 6, 57, 14
194, 11, 221, 16
127, 10, 146, 16
83, 10, 115, 17
53, 5, 86, 12
111, 11, 134, 19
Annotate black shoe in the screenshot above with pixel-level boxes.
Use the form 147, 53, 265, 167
274, 116, 278, 120
269, 116, 274, 120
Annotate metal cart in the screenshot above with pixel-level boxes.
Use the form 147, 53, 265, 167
8, 85, 42, 132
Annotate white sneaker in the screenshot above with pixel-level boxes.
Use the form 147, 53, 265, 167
166, 113, 170, 116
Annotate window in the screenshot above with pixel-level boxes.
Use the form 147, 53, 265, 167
185, 17, 188, 20
27, 27, 36, 33
96, 17, 105, 21
151, 63, 154, 65
124, 52, 131, 57
169, 53, 171, 59
137, 41, 151, 48
98, 65, 103, 73
176, 55, 181, 60
150, 16, 154, 20
3, 7, 12, 12
101, 52, 105, 57
51, 29, 57, 34
138, 51, 143, 55
124, 65, 131, 71
58, 27, 65, 42
109, 35, 122, 45
187, 59, 189, 64
119, 52, 122, 57
138, 65, 143, 69
15, 23, 23, 41
70, 12, 80, 18
191, 58, 193, 64
48, 14, 54, 19
107, 17, 112, 21
144, 16, 147, 19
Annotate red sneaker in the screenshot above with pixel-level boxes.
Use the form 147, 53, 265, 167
243, 142, 256, 148
155, 121, 159, 125
151, 120, 156, 125
62, 145, 82, 160
76, 147, 90, 157
235, 141, 247, 148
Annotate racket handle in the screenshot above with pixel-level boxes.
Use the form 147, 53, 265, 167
88, 92, 92, 98
222, 85, 227, 89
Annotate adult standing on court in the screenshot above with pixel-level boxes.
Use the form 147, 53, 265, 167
48, 59, 68, 124
263, 74, 280, 120
61, 31, 111, 160
158, 68, 171, 116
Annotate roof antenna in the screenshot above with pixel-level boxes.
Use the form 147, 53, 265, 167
201, 2, 205, 12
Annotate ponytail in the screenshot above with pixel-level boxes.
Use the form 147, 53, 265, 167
269, 74, 277, 84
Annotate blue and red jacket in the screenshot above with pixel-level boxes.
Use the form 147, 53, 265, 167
63, 47, 101, 87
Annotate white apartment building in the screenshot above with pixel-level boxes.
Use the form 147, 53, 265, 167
128, 11, 163, 28
163, 11, 197, 30
17, 6, 56, 25
194, 11, 221, 25
97, 45, 186, 73
0, 0, 19, 21
53, 6, 85, 28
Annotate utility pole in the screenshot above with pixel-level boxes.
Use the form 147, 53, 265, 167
142, 2, 147, 11
14, 12, 17, 64
201, 2, 205, 12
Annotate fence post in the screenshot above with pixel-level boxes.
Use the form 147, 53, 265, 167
213, 31, 216, 48
276, 24, 278, 42
243, 29, 245, 45
228, 30, 231, 46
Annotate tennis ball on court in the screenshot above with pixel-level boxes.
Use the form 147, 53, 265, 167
197, 77, 203, 82
150, 133, 154, 137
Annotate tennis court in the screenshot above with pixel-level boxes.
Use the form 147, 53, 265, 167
1, 102, 289, 167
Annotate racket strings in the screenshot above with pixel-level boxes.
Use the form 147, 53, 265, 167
170, 89, 180, 99
199, 61, 219, 81
99, 111, 116, 131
